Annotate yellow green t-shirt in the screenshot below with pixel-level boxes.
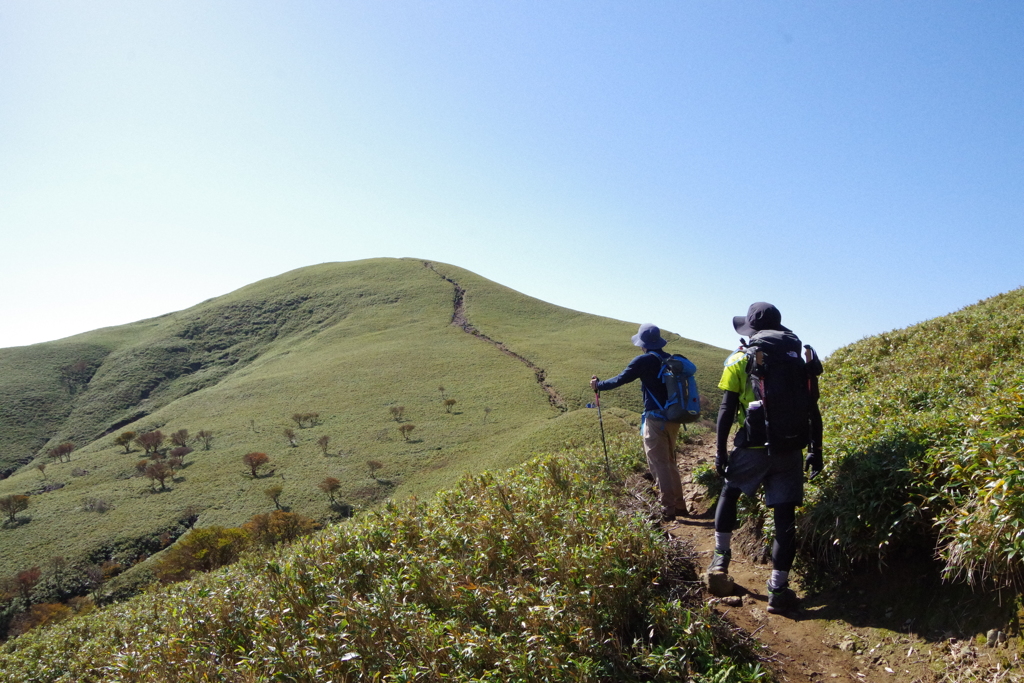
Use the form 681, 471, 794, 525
719, 351, 757, 409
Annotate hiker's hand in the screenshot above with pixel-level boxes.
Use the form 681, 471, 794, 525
805, 451, 823, 479
590, 376, 599, 391
715, 449, 728, 478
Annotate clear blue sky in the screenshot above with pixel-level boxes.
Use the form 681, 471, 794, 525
1, 2, 1021, 356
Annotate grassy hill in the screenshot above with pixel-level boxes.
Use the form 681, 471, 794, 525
802, 286, 1024, 587
0, 258, 725, 582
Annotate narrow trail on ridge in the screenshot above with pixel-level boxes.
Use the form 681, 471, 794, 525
423, 262, 566, 412
670, 441, 1013, 683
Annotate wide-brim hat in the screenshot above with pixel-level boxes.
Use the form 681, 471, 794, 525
733, 302, 783, 336
631, 323, 667, 349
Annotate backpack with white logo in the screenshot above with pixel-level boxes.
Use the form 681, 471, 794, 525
741, 329, 819, 452
647, 352, 701, 424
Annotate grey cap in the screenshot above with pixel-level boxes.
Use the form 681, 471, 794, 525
631, 323, 667, 349
733, 302, 783, 336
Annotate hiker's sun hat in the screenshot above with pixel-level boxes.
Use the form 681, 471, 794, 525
631, 323, 667, 349
733, 302, 784, 336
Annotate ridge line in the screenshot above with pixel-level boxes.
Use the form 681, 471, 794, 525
423, 262, 567, 412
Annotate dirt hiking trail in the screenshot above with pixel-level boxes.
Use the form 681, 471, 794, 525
668, 440, 1021, 683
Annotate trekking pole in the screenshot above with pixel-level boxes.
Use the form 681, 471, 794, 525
595, 391, 611, 477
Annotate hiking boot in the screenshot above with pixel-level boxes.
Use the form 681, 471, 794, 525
766, 584, 800, 614
707, 550, 731, 575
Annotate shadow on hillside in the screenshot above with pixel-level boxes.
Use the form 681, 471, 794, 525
789, 554, 1018, 643
1, 517, 32, 529
329, 502, 355, 518
143, 487, 173, 495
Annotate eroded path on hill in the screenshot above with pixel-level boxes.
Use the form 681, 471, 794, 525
672, 441, 1013, 683
423, 262, 566, 411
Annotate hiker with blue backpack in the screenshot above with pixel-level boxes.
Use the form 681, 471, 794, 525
706, 302, 823, 615
590, 323, 701, 521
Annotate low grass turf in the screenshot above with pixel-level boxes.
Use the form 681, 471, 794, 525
0, 433, 770, 683
0, 258, 726, 582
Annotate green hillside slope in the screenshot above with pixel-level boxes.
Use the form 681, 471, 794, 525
0, 258, 725, 581
802, 287, 1024, 586
0, 437, 767, 682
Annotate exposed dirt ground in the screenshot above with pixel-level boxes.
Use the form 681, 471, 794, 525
669, 440, 1023, 683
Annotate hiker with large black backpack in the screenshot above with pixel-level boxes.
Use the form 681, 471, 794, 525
590, 323, 701, 521
706, 302, 823, 615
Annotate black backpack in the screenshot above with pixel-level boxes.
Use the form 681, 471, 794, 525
740, 330, 819, 453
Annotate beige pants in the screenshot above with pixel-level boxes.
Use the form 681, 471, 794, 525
643, 416, 685, 514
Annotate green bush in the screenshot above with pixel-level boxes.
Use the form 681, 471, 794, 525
152, 526, 250, 583
800, 288, 1024, 586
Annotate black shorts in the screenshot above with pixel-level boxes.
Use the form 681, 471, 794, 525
725, 447, 803, 507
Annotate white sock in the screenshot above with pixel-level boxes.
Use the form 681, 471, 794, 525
715, 532, 732, 554
769, 570, 789, 590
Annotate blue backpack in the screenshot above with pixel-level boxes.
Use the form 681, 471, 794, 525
647, 352, 701, 424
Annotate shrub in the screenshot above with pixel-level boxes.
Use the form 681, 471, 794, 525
443, 398, 457, 413
47, 442, 74, 463
134, 431, 165, 455
389, 405, 405, 421
35, 463, 46, 479
194, 430, 214, 450
316, 435, 330, 455
7, 602, 73, 638
0, 494, 30, 524
242, 510, 319, 547
81, 497, 112, 513
113, 431, 137, 453
145, 461, 173, 491
169, 446, 193, 463
367, 460, 383, 481
290, 412, 320, 428
264, 485, 284, 510
318, 477, 341, 503
242, 452, 270, 478
153, 526, 251, 583
398, 424, 415, 441
283, 428, 298, 447
14, 566, 41, 601
170, 429, 190, 448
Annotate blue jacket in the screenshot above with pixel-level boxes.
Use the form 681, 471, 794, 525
596, 350, 670, 415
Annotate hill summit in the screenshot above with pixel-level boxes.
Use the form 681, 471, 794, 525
0, 258, 725, 579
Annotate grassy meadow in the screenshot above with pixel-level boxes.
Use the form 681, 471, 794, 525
0, 258, 724, 584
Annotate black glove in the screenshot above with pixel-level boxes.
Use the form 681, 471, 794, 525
715, 448, 729, 478
805, 450, 823, 479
